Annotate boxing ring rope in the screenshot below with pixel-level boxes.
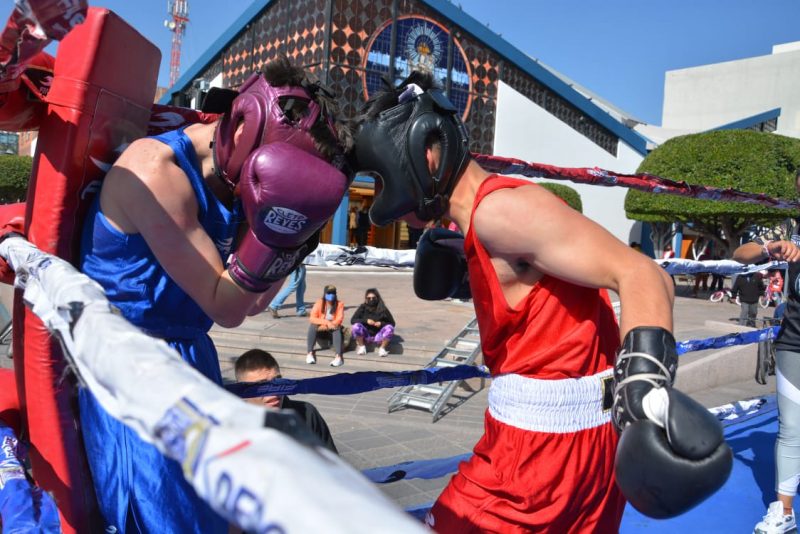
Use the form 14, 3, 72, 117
227, 328, 777, 399
658, 258, 788, 276
0, 236, 426, 534
475, 153, 800, 210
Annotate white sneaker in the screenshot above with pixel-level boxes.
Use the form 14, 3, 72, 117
355, 345, 367, 356
330, 355, 344, 367
306, 353, 316, 364
378, 347, 389, 357
754, 501, 796, 534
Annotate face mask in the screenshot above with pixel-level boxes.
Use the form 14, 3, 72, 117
325, 294, 335, 302
366, 297, 377, 307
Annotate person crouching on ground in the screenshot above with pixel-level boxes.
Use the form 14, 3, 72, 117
351, 288, 395, 357
307, 284, 345, 367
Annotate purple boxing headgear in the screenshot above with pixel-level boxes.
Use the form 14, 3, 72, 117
213, 72, 336, 190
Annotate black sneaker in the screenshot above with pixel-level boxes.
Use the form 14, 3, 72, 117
268, 308, 280, 319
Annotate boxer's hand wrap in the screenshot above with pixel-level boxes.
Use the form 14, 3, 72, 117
413, 228, 470, 301
228, 143, 347, 292
612, 326, 732, 518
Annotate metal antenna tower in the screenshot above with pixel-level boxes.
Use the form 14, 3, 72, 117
164, 0, 189, 87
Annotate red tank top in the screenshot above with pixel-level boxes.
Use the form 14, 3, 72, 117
464, 175, 620, 379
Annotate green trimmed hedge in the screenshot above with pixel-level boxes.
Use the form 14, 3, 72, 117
625, 130, 800, 223
541, 182, 582, 213
0, 155, 31, 203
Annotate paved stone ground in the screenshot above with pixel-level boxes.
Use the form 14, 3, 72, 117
0, 268, 779, 510
212, 268, 779, 510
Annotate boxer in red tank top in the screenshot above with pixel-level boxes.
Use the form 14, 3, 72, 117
354, 71, 731, 532
427, 175, 627, 533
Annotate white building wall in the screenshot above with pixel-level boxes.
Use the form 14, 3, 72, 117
493, 80, 645, 244
662, 46, 800, 138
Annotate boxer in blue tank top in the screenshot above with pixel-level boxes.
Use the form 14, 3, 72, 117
80, 126, 239, 533
77, 58, 351, 533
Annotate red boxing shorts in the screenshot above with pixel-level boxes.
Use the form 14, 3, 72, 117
427, 370, 626, 533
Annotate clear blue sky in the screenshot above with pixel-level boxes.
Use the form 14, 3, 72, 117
5, 0, 799, 125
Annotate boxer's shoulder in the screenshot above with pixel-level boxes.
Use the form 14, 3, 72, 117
115, 137, 177, 176
101, 137, 197, 231
109, 138, 192, 193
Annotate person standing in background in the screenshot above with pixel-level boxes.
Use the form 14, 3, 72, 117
356, 204, 371, 247
267, 264, 307, 319
731, 271, 764, 327
734, 224, 800, 533
349, 206, 358, 247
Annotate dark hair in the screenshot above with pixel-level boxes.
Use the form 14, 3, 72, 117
364, 287, 389, 315
321, 284, 338, 309
234, 349, 279, 379
261, 56, 353, 161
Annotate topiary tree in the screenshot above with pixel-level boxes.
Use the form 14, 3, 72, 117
625, 130, 800, 257
540, 182, 582, 213
0, 155, 32, 203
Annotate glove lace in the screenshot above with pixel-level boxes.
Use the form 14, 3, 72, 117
613, 351, 674, 397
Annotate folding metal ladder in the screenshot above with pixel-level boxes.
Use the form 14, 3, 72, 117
387, 316, 484, 422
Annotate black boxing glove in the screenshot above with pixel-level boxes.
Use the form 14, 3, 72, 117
612, 326, 732, 518
413, 228, 470, 301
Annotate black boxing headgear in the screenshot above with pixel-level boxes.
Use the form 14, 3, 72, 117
354, 86, 470, 226
212, 72, 337, 190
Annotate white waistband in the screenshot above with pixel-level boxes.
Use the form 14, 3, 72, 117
488, 369, 614, 434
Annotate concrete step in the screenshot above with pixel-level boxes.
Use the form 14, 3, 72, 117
212, 330, 439, 362
216, 343, 437, 380
212, 322, 451, 382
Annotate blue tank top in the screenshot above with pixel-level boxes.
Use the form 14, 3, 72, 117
80, 127, 241, 339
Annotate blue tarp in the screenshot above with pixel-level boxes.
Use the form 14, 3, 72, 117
621, 403, 781, 532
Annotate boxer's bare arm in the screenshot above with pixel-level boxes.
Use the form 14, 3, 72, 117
99, 138, 281, 327
473, 184, 673, 339
734, 240, 800, 264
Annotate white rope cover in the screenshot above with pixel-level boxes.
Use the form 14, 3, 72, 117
658, 257, 786, 276
0, 237, 425, 534
305, 243, 416, 267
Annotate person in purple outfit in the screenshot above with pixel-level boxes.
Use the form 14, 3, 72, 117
350, 288, 395, 357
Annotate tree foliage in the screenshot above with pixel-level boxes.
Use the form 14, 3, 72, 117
540, 182, 582, 213
625, 130, 800, 256
0, 155, 31, 203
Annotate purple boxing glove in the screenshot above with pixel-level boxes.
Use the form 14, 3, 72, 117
229, 142, 348, 292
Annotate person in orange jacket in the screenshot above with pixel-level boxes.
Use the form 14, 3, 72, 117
306, 284, 345, 367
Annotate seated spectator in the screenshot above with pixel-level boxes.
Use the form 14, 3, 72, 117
307, 285, 345, 367
351, 288, 396, 357
234, 349, 337, 453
